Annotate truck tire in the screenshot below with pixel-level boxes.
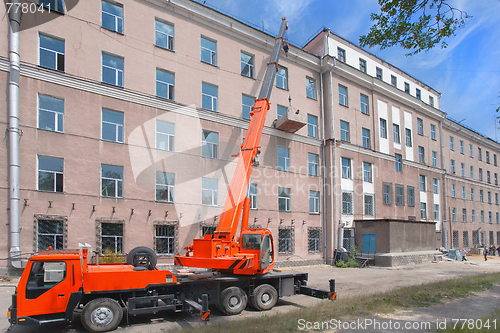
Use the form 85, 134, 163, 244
127, 246, 157, 270
250, 284, 278, 311
218, 286, 248, 315
81, 298, 123, 333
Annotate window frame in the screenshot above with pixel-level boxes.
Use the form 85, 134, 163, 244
156, 172, 175, 203
306, 76, 317, 100
307, 114, 318, 138
38, 155, 64, 193
277, 147, 290, 172
362, 128, 371, 149
156, 120, 175, 152
156, 68, 175, 101
338, 85, 348, 107
360, 94, 369, 115
278, 187, 291, 212
101, 164, 123, 198
201, 82, 218, 112
101, 0, 124, 34
102, 52, 124, 87
155, 19, 174, 51
240, 51, 255, 78
39, 33, 65, 72
200, 36, 217, 66
201, 130, 219, 159
309, 190, 320, 214
102, 109, 124, 143
38, 94, 64, 133
340, 120, 350, 142
201, 177, 218, 206
276, 66, 288, 90
308, 153, 319, 177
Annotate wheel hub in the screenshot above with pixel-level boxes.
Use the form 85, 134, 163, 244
228, 296, 241, 308
91, 306, 114, 326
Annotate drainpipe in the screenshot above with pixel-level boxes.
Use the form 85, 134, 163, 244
8, 0, 23, 269
439, 117, 448, 249
329, 69, 339, 251
320, 58, 327, 264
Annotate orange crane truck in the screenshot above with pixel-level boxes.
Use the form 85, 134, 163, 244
7, 18, 336, 333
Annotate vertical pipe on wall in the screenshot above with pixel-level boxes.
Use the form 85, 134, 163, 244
8, 0, 23, 268
329, 69, 338, 251
439, 117, 448, 249
320, 58, 327, 264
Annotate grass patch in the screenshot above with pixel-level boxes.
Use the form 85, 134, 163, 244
181, 272, 500, 333
436, 309, 500, 333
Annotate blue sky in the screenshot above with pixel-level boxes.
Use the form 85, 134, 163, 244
199, 0, 500, 141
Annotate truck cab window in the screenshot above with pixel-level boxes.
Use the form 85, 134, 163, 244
26, 261, 66, 299
241, 234, 262, 250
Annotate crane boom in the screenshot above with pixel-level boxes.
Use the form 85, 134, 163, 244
175, 18, 288, 275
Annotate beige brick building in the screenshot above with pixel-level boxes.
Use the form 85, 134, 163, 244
1, 0, 499, 270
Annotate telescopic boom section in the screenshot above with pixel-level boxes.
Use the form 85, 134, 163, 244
174, 18, 288, 275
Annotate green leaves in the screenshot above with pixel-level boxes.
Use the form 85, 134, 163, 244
359, 0, 471, 56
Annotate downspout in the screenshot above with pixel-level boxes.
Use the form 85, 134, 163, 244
8, 0, 23, 268
320, 58, 327, 264
329, 69, 338, 250
439, 117, 448, 249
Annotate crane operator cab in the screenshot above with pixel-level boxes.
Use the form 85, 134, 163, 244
240, 231, 274, 271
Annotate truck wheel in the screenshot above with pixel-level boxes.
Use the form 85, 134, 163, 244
218, 287, 248, 315
250, 284, 278, 311
81, 298, 123, 333
127, 246, 157, 270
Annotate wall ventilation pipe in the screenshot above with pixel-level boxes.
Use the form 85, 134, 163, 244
8, 0, 23, 269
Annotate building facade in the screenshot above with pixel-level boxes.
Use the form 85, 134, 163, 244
1, 0, 499, 269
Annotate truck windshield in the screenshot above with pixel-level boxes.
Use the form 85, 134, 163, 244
241, 234, 262, 250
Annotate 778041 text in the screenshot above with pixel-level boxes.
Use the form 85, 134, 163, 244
5, 2, 51, 14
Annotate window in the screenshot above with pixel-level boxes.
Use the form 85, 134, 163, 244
278, 187, 291, 212
478, 147, 482, 160
395, 154, 402, 172
202, 83, 217, 111
497, 213, 499, 224
480, 190, 484, 203
469, 144, 473, 157
432, 151, 438, 167
429, 96, 434, 107
376, 67, 382, 80
342, 192, 353, 214
495, 154, 497, 166
404, 82, 410, 93
156, 121, 175, 151
391, 75, 397, 87
462, 186, 466, 200
359, 58, 367, 73
241, 52, 254, 78
451, 184, 456, 198
481, 211, 485, 223
363, 162, 372, 182
102, 109, 124, 143
405, 128, 412, 147
102, 53, 123, 87
419, 175, 426, 191
452, 208, 457, 222
360, 94, 369, 114
396, 185, 404, 206
341, 157, 351, 179
156, 69, 174, 100
420, 203, 427, 220
276, 66, 288, 90
434, 204, 440, 220
101, 164, 123, 198
308, 114, 318, 137
496, 173, 498, 186
201, 36, 217, 65
432, 178, 439, 194
37, 219, 64, 251
337, 47, 346, 62
309, 191, 320, 214
101, 223, 123, 253
277, 147, 290, 171
38, 156, 63, 192
38, 95, 64, 133
383, 183, 392, 205
155, 225, 175, 255
202, 178, 218, 206
418, 146, 425, 163
417, 118, 423, 135
463, 209, 467, 222
416, 88, 421, 100
242, 94, 254, 120
393, 124, 400, 143
308, 153, 319, 176
277, 105, 288, 119
39, 34, 64, 71
472, 210, 476, 223
470, 166, 474, 179
201, 130, 218, 159
380, 118, 387, 138
339, 85, 348, 106
488, 191, 492, 204
408, 186, 415, 207
362, 128, 371, 149
471, 188, 475, 201
102, 1, 123, 33
249, 184, 258, 209
479, 168, 483, 181
278, 227, 293, 253
489, 212, 492, 224
461, 163, 465, 177
308, 228, 321, 252
306, 77, 316, 99
487, 171, 491, 184
364, 194, 374, 216
156, 172, 174, 202
450, 159, 455, 174
460, 140, 464, 154
430, 124, 436, 140
340, 120, 350, 142
496, 193, 499, 205
40, 0, 64, 13
155, 20, 174, 51
449, 137, 454, 150
486, 151, 490, 163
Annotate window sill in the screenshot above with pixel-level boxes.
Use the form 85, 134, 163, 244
101, 81, 124, 89
102, 139, 124, 144
37, 128, 64, 134
37, 189, 64, 194
241, 74, 255, 80
156, 200, 175, 204
309, 212, 320, 215
278, 210, 291, 213
101, 196, 123, 199
339, 103, 349, 108
276, 86, 289, 91
201, 60, 218, 68
306, 96, 317, 101
154, 44, 175, 53
101, 27, 124, 35
38, 65, 65, 73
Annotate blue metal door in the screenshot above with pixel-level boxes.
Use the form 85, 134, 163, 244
363, 234, 376, 254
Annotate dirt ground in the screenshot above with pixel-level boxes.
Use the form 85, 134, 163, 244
1, 253, 500, 332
